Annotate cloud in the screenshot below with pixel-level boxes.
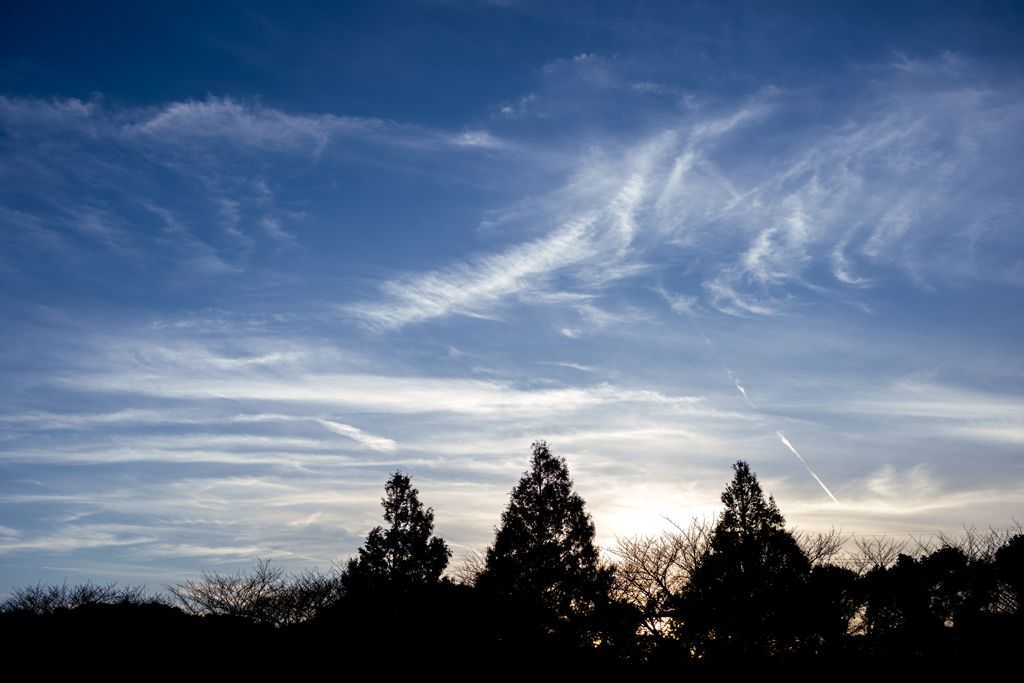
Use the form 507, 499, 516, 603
348, 171, 649, 329
60, 370, 704, 417
573, 302, 650, 328
542, 362, 595, 371
261, 216, 297, 243
951, 422, 1024, 445
445, 130, 507, 149
0, 525, 156, 554
318, 420, 397, 452
0, 95, 99, 133
348, 59, 1024, 325
632, 82, 673, 96
124, 96, 509, 156
654, 286, 698, 315
0, 95, 508, 279
496, 93, 538, 118
347, 215, 600, 328
838, 380, 1024, 421
129, 97, 353, 152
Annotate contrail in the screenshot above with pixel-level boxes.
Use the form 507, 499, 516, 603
725, 367, 756, 408
667, 299, 836, 500
777, 431, 838, 503
692, 322, 757, 409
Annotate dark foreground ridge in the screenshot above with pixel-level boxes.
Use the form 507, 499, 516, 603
3, 444, 1023, 674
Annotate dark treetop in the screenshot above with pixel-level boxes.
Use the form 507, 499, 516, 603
478, 441, 607, 627
343, 471, 452, 592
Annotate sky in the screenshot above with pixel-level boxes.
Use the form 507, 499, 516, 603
1, 0, 1023, 589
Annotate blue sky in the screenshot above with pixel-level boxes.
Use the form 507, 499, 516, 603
2, 1, 1023, 588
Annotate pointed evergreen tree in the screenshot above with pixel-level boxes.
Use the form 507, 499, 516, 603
678, 461, 811, 658
343, 471, 452, 593
477, 442, 608, 631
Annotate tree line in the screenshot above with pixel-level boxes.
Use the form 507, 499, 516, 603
2, 442, 1022, 672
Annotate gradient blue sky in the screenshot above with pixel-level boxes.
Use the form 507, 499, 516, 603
2, 1, 1023, 589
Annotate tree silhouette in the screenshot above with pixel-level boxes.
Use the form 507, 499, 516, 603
342, 471, 451, 592
477, 441, 609, 635
677, 460, 811, 658
610, 515, 715, 641
996, 534, 1024, 617
162, 558, 343, 626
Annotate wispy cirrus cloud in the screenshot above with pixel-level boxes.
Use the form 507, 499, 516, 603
58, 369, 704, 417
350, 60, 1024, 326
0, 95, 508, 282
0, 94, 507, 155
128, 96, 508, 153
317, 420, 397, 452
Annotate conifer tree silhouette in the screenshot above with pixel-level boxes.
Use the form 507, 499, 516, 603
343, 471, 451, 592
478, 442, 608, 632
678, 461, 811, 658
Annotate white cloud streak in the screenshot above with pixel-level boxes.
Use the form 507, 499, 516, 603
777, 431, 838, 503
60, 371, 703, 417
318, 420, 397, 451
347, 173, 648, 329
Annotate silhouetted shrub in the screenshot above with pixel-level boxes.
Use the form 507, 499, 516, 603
165, 557, 343, 626
1, 580, 163, 614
